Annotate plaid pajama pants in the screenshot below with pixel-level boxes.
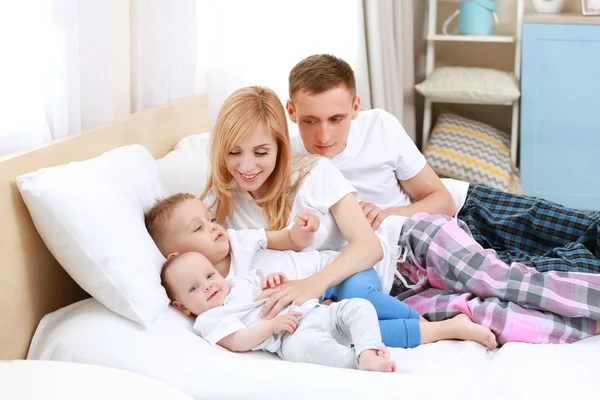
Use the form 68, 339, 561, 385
457, 183, 600, 273
394, 213, 600, 344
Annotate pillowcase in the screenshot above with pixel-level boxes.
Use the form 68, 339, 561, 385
16, 145, 169, 326
157, 132, 211, 197
415, 67, 520, 103
424, 112, 512, 192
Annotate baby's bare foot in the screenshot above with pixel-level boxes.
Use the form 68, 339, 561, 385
358, 347, 396, 373
451, 314, 498, 350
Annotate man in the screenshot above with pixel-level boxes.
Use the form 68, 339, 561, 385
286, 54, 600, 274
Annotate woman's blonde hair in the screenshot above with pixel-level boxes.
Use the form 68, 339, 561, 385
201, 86, 310, 230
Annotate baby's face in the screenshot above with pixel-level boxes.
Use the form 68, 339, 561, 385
162, 199, 230, 264
165, 252, 230, 316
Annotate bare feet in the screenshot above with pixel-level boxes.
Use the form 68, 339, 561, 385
420, 314, 498, 350
358, 347, 396, 373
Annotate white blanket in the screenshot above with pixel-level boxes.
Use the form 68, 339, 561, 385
28, 298, 600, 400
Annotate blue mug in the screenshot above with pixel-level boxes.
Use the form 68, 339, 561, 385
442, 0, 499, 36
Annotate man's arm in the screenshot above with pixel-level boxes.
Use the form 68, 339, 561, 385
362, 165, 456, 229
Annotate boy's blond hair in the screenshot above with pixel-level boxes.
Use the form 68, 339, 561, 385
200, 86, 310, 231
145, 193, 197, 254
288, 54, 356, 101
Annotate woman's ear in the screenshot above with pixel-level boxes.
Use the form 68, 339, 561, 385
172, 300, 192, 316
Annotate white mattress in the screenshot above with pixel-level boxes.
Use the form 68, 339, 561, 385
28, 298, 600, 400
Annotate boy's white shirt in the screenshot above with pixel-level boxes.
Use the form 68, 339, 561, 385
224, 221, 401, 300
193, 274, 319, 352
291, 108, 469, 216
224, 228, 339, 282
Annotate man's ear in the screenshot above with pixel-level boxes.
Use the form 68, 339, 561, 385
286, 100, 297, 123
172, 300, 192, 316
351, 96, 360, 119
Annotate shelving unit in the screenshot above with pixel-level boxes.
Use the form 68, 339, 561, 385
422, 0, 525, 166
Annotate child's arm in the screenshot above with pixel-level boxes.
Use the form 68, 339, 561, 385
265, 211, 320, 251
216, 312, 302, 352
261, 272, 288, 290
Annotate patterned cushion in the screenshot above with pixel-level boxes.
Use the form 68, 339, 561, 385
424, 112, 511, 191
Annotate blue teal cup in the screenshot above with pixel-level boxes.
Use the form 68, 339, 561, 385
458, 0, 498, 35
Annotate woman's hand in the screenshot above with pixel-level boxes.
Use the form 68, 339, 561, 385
254, 277, 326, 319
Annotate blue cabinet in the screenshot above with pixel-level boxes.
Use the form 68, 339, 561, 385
520, 23, 600, 211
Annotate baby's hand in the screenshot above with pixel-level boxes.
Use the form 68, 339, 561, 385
271, 312, 303, 335
261, 272, 288, 290
294, 211, 320, 233
289, 211, 320, 250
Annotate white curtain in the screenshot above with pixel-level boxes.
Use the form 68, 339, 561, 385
196, 0, 371, 129
0, 0, 115, 156
135, 0, 197, 112
0, 2, 51, 156
363, 0, 417, 141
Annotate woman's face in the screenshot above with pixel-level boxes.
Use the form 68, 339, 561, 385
225, 124, 278, 199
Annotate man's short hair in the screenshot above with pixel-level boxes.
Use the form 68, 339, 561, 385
288, 54, 356, 101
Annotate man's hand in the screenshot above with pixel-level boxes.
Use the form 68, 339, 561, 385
271, 312, 303, 335
359, 201, 391, 230
261, 272, 288, 290
289, 211, 321, 250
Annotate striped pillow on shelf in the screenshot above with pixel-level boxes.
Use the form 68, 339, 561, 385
424, 112, 512, 192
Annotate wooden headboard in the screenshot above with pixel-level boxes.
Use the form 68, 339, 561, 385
0, 93, 210, 360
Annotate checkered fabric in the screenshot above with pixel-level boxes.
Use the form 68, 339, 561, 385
394, 213, 600, 344
458, 184, 600, 273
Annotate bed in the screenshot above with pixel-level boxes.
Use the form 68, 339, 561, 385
1, 93, 599, 400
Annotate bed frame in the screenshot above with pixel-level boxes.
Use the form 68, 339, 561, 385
0, 93, 210, 360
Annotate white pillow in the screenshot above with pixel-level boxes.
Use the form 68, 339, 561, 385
415, 67, 520, 103
16, 145, 169, 326
157, 132, 211, 197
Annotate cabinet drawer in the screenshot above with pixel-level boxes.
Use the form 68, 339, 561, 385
520, 23, 600, 210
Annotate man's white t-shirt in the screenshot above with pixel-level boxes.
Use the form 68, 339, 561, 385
194, 274, 319, 352
291, 108, 469, 215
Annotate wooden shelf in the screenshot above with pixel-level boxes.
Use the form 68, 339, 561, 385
523, 13, 600, 25
424, 97, 517, 106
427, 34, 516, 43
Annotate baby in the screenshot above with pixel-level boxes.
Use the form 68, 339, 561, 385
145, 193, 498, 351
161, 251, 396, 372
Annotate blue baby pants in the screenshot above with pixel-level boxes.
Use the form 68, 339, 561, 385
324, 268, 421, 348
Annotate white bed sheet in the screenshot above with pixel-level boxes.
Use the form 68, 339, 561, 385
28, 298, 600, 400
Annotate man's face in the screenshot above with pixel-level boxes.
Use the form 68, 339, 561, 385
286, 86, 360, 159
